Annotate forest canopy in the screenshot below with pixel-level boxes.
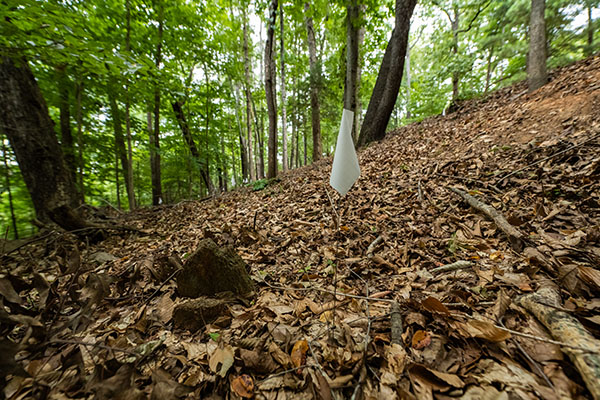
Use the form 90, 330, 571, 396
0, 0, 598, 239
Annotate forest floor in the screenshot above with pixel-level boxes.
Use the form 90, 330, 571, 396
2, 55, 600, 400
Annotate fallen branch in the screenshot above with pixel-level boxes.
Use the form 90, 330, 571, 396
390, 302, 403, 345
448, 187, 525, 252
430, 260, 473, 274
516, 284, 600, 400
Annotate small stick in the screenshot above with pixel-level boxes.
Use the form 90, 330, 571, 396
390, 301, 403, 345
448, 187, 525, 252
430, 260, 473, 274
366, 236, 383, 257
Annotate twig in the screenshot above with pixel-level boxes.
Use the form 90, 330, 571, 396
430, 260, 473, 274
143, 267, 182, 305
366, 236, 383, 257
348, 266, 371, 400
497, 132, 600, 185
390, 302, 403, 345
417, 180, 423, 202
498, 317, 555, 390
448, 187, 525, 252
324, 186, 341, 229
256, 364, 318, 384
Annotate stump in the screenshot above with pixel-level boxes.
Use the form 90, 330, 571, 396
172, 297, 228, 331
176, 239, 254, 298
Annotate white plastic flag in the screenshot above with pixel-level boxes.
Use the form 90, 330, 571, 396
330, 109, 360, 196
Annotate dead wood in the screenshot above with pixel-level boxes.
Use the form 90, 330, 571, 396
390, 301, 403, 345
430, 260, 473, 274
516, 284, 600, 400
449, 187, 525, 252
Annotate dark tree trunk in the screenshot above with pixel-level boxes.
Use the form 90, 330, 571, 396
75, 79, 85, 202
587, 2, 594, 55
265, 0, 278, 179
108, 86, 135, 210
151, 1, 164, 205
2, 139, 19, 239
0, 56, 87, 230
527, 0, 547, 92
357, 0, 417, 147
279, 2, 288, 172
172, 99, 214, 193
305, 2, 322, 161
242, 7, 256, 181
124, 0, 136, 209
56, 65, 78, 192
344, 0, 361, 144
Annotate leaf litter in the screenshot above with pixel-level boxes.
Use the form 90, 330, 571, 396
1, 56, 600, 399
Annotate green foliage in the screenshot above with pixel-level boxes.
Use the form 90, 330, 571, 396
1, 0, 597, 237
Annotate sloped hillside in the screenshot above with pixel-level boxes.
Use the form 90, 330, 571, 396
2, 56, 600, 399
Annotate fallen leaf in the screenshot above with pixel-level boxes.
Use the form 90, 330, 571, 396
290, 339, 309, 372
209, 345, 235, 377
412, 330, 432, 350
231, 374, 254, 398
421, 297, 450, 315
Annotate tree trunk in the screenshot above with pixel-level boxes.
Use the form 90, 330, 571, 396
305, 2, 322, 161
2, 138, 19, 239
280, 2, 289, 172
265, 0, 278, 179
0, 56, 88, 230
75, 79, 85, 202
233, 84, 249, 181
124, 0, 136, 209
587, 2, 594, 55
108, 86, 135, 210
151, 1, 164, 205
405, 43, 411, 119
484, 46, 494, 93
451, 5, 459, 103
172, 99, 214, 193
242, 7, 256, 181
357, 0, 417, 147
527, 0, 547, 92
56, 65, 78, 193
344, 0, 361, 144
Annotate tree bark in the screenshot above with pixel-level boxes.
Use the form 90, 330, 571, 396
357, 0, 417, 147
265, 0, 278, 179
151, 1, 164, 205
172, 99, 214, 193
305, 2, 322, 161
451, 4, 459, 102
233, 84, 249, 181
242, 7, 256, 181
75, 79, 85, 202
280, 2, 289, 172
587, 2, 594, 55
124, 0, 136, 209
108, 85, 135, 210
2, 139, 19, 239
0, 56, 88, 230
56, 65, 78, 193
344, 0, 361, 144
527, 0, 547, 92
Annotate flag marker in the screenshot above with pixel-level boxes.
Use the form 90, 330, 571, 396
330, 109, 360, 196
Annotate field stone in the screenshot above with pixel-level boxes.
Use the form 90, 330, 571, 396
176, 238, 254, 298
172, 297, 227, 331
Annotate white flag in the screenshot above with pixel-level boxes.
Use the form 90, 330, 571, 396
330, 109, 360, 196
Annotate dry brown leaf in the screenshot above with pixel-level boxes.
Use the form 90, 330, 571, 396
231, 374, 254, 398
412, 330, 432, 350
578, 265, 600, 288
457, 320, 511, 342
421, 297, 451, 315
209, 345, 234, 377
290, 339, 309, 372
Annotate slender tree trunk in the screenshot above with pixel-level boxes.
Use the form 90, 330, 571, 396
204, 64, 214, 194
242, 7, 256, 181
587, 3, 594, 55
2, 139, 18, 239
115, 152, 121, 209
451, 5, 460, 102
405, 43, 412, 119
172, 99, 214, 192
0, 56, 88, 230
220, 134, 228, 191
233, 84, 249, 181
108, 87, 135, 210
305, 2, 322, 161
357, 0, 417, 147
151, 1, 164, 205
280, 2, 289, 172
124, 0, 136, 209
484, 46, 494, 93
527, 0, 547, 92
56, 65, 78, 193
265, 0, 278, 179
344, 0, 361, 144
75, 79, 85, 202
